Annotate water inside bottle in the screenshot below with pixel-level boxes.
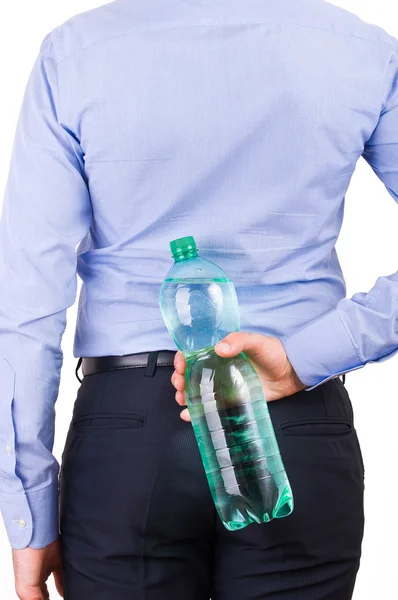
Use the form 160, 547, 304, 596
160, 264, 294, 529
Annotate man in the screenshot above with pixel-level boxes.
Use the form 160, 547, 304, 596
1, 0, 397, 598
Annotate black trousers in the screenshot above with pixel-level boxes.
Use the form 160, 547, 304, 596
59, 352, 365, 599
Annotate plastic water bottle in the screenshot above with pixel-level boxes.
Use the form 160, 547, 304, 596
159, 236, 294, 530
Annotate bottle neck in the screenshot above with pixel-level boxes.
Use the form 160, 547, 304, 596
173, 249, 198, 262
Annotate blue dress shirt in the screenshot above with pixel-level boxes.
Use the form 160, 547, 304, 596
1, 0, 398, 549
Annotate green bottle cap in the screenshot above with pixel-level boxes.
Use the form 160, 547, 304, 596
170, 236, 197, 258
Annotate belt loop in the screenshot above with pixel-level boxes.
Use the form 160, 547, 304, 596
145, 351, 159, 378
341, 373, 346, 385
75, 357, 83, 383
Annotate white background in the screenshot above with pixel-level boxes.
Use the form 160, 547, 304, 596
0, 1, 397, 598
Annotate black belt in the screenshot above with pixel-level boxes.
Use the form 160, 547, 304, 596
76, 350, 177, 382
76, 351, 346, 386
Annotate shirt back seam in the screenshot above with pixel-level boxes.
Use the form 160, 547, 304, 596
54, 20, 396, 66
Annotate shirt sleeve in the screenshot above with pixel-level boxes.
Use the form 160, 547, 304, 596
281, 39, 398, 390
0, 32, 92, 549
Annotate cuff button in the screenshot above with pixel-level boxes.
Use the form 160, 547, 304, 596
12, 518, 26, 528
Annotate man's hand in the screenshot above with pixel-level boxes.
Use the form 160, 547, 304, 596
171, 332, 306, 421
12, 538, 63, 600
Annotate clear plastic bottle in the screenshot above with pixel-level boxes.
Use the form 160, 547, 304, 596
159, 236, 294, 530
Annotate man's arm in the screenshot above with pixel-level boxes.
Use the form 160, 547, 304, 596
281, 38, 398, 389
0, 30, 91, 551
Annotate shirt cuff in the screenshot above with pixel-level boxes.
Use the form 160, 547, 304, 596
280, 308, 364, 390
0, 477, 59, 549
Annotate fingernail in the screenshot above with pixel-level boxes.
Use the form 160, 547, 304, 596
216, 342, 232, 353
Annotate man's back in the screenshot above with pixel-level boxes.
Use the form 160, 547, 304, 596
1, 0, 397, 595
36, 0, 393, 356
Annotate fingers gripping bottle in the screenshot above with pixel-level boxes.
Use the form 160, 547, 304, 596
159, 236, 294, 530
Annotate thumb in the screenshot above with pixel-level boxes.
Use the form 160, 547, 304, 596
214, 332, 266, 359
53, 566, 64, 597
